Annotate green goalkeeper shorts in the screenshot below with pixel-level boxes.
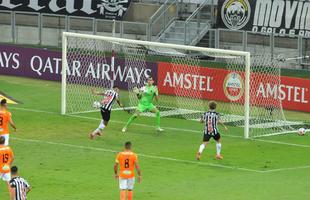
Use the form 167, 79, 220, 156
137, 103, 156, 112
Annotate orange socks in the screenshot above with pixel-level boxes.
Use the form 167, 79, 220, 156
128, 191, 133, 200
120, 190, 126, 200
120, 190, 133, 200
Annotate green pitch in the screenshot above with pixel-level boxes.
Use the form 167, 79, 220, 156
0, 75, 310, 200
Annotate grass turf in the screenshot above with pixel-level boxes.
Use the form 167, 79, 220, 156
0, 75, 310, 200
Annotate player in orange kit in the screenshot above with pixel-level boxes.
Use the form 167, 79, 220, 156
0, 99, 17, 146
114, 141, 141, 200
0, 136, 14, 196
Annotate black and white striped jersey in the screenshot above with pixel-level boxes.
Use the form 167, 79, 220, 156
101, 89, 119, 111
10, 176, 30, 200
202, 111, 220, 135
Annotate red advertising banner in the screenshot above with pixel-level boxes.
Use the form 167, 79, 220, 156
254, 75, 310, 112
157, 62, 235, 102
157, 62, 310, 112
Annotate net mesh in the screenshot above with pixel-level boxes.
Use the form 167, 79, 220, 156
63, 34, 295, 138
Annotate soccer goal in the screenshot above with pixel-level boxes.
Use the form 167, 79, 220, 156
61, 32, 294, 138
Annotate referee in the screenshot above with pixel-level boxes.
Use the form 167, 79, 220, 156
9, 166, 31, 200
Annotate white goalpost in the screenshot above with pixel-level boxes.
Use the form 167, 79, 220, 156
61, 32, 295, 138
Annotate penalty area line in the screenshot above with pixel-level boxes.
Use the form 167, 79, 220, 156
11, 137, 262, 173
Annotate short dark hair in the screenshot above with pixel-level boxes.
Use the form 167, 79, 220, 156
147, 76, 153, 80
0, 137, 5, 145
11, 166, 18, 174
209, 101, 217, 110
124, 141, 132, 149
0, 99, 7, 106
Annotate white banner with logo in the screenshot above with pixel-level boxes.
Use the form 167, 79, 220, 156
217, 0, 310, 37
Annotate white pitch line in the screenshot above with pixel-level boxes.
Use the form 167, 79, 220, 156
11, 137, 262, 173
10, 107, 310, 148
252, 138, 310, 148
10, 107, 56, 114
263, 165, 310, 173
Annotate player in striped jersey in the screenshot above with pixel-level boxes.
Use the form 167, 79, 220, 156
89, 86, 124, 139
196, 101, 227, 160
10, 166, 31, 200
114, 141, 141, 200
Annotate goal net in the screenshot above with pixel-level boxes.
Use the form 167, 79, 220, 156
62, 32, 294, 138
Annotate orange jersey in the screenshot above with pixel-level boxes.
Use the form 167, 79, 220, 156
115, 151, 138, 179
0, 146, 14, 173
0, 110, 11, 134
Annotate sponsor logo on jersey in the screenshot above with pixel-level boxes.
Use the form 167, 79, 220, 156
123, 170, 132, 175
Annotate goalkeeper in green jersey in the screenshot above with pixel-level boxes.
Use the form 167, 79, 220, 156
122, 76, 164, 132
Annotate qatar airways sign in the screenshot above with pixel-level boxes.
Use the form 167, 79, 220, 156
68, 60, 152, 83
0, 0, 131, 20
0, 44, 156, 88
157, 62, 310, 112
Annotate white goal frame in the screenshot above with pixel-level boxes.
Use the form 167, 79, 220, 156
61, 32, 251, 138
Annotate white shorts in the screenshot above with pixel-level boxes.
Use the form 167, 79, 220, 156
119, 178, 135, 190
0, 134, 9, 146
0, 172, 11, 182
